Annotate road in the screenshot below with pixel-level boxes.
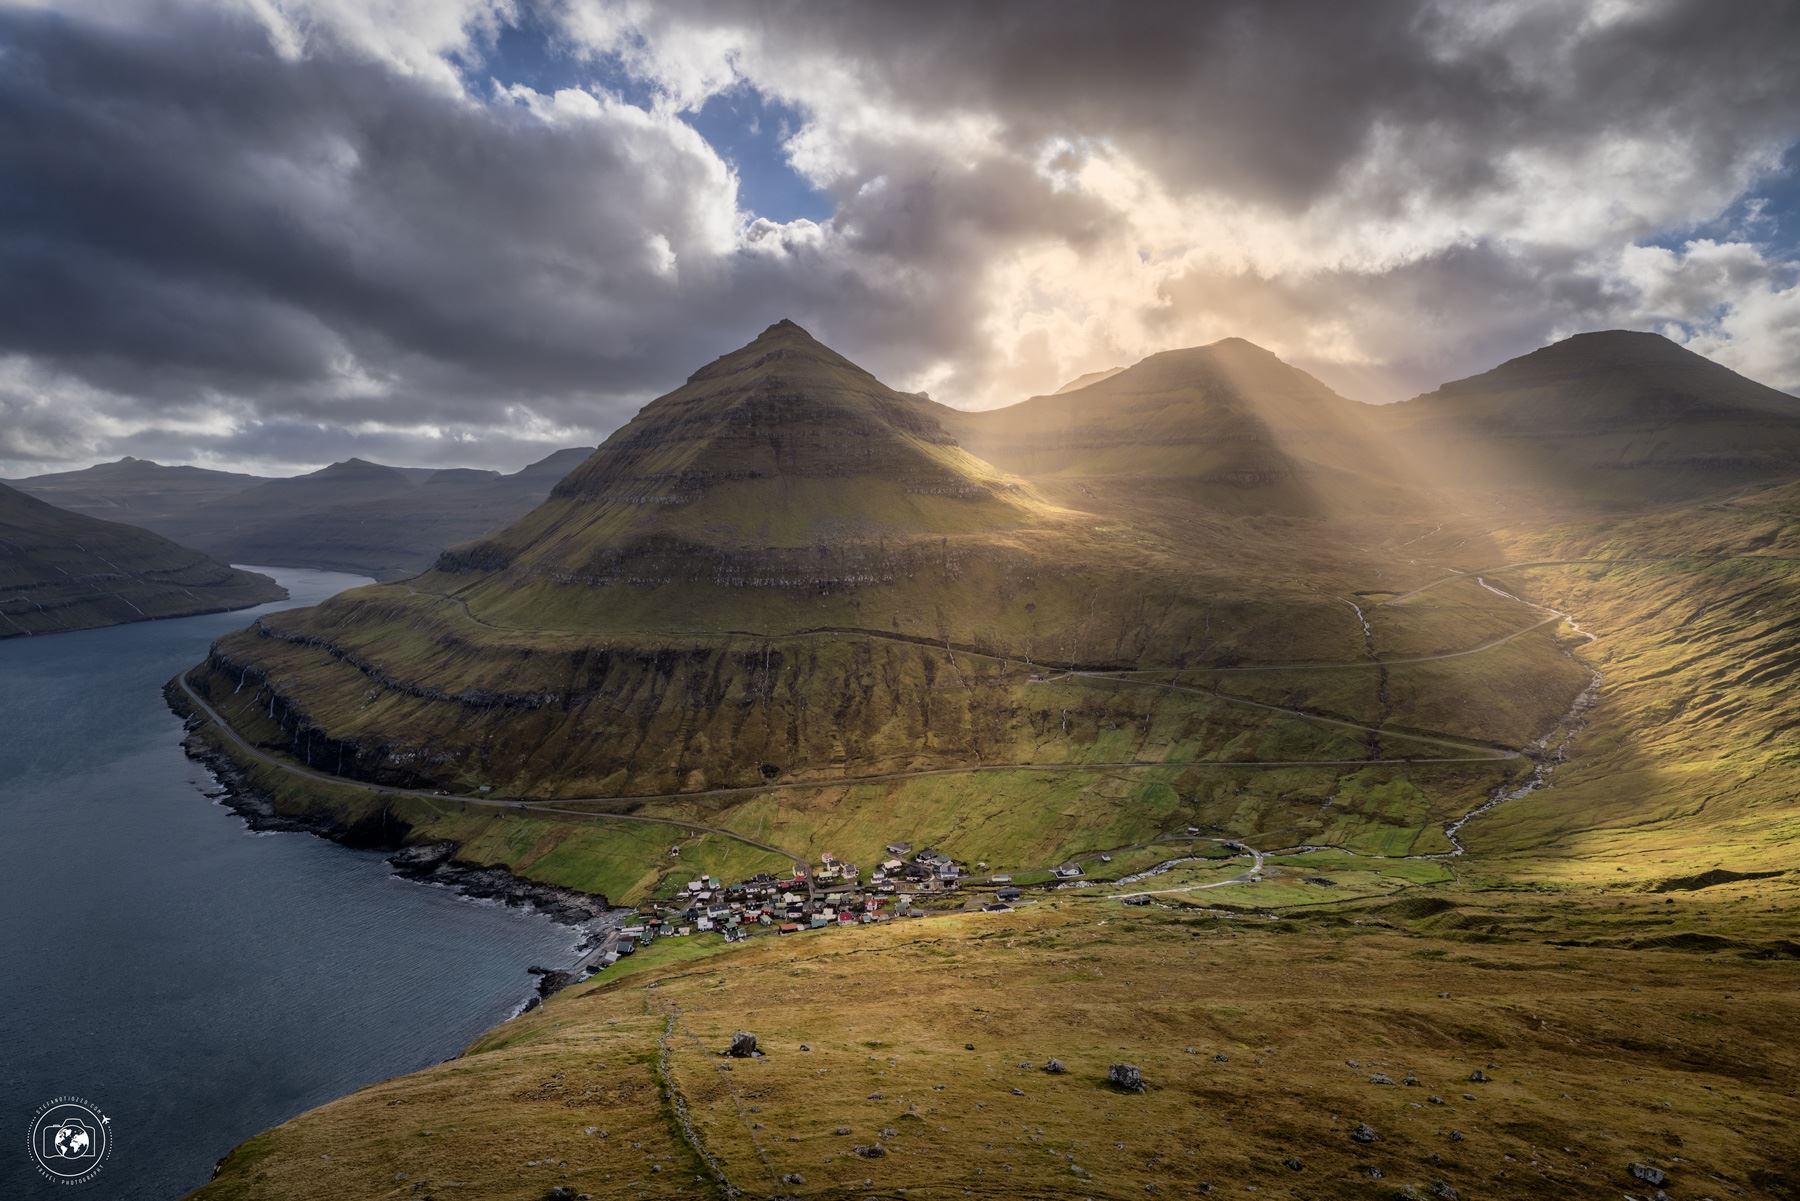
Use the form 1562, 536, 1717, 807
197, 549, 1719, 904
176, 672, 814, 883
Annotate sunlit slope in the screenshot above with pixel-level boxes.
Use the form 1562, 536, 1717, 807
194, 323, 1478, 798
1449, 481, 1800, 878
1385, 330, 1800, 507
195, 897, 1800, 1201
945, 337, 1414, 516
0, 481, 283, 637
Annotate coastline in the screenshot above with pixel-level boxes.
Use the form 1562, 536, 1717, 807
166, 679, 626, 998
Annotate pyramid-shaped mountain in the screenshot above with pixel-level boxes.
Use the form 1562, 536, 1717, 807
192, 324, 1364, 798
945, 337, 1406, 514
437, 320, 1051, 592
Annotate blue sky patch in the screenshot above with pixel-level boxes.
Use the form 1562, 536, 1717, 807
462, 15, 832, 225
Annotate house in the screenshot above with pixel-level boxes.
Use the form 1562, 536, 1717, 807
996, 887, 1022, 901
1052, 864, 1083, 879
990, 874, 1012, 884
616, 937, 636, 955
809, 913, 831, 929
779, 923, 802, 935
886, 842, 912, 856
983, 903, 1013, 913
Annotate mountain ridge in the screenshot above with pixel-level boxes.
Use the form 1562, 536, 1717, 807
0, 481, 283, 637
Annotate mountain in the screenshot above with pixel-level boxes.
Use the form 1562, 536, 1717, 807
0, 482, 283, 637
1051, 365, 1124, 394
944, 337, 1410, 515
10, 448, 596, 580
1384, 330, 1800, 505
183, 321, 1403, 803
6, 457, 272, 524
172, 323, 1800, 1201
441, 318, 1052, 589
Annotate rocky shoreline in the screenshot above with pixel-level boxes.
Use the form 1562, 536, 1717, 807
168, 685, 624, 991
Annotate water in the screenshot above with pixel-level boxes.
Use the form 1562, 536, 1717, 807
0, 568, 579, 1200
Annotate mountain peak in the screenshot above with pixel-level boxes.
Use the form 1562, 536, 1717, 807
1418, 329, 1795, 409
685, 318, 863, 386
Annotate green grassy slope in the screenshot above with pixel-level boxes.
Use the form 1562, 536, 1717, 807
178, 326, 1800, 1201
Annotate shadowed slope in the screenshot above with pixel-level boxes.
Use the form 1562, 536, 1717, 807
5, 456, 270, 522
0, 482, 283, 637
188, 323, 1448, 801
1385, 330, 1800, 506
12, 449, 597, 580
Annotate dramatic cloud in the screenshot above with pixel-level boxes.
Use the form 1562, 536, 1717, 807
1, 0, 1797, 474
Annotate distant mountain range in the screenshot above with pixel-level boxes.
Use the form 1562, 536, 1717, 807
0, 481, 283, 638
8, 447, 594, 580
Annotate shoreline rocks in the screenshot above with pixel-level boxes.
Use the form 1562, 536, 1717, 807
169, 688, 624, 982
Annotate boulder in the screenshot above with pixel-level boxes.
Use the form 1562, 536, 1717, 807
728, 1031, 759, 1058
1629, 1163, 1668, 1187
1043, 1058, 1068, 1074
1350, 1122, 1380, 1144
1108, 1063, 1147, 1093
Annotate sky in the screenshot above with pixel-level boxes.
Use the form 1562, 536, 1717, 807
2, 0, 1799, 477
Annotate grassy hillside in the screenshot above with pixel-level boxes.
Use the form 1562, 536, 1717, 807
945, 336, 1413, 517
0, 481, 283, 637
176, 324, 1800, 1200
195, 891, 1800, 1201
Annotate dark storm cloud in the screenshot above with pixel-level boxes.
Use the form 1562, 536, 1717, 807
694, 0, 1800, 221
0, 5, 724, 408
1, 0, 1798, 475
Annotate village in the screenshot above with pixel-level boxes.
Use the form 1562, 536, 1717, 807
580, 840, 1040, 973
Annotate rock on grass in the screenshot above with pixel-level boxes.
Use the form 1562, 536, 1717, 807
1108, 1063, 1146, 1092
